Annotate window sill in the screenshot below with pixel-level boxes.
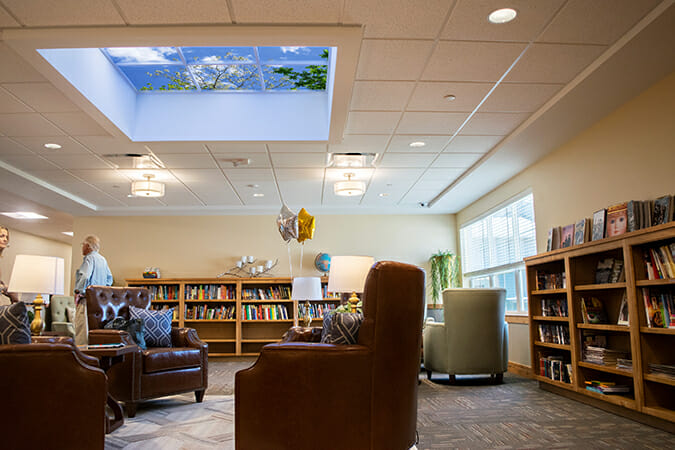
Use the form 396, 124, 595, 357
505, 314, 528, 324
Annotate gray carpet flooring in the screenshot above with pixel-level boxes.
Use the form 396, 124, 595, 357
105, 359, 675, 449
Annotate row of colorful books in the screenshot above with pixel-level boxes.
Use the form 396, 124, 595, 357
150, 304, 178, 320
642, 288, 675, 328
541, 298, 568, 317
241, 304, 289, 321
535, 270, 566, 290
545, 194, 673, 252
537, 324, 570, 345
241, 286, 292, 300
185, 284, 236, 300
145, 284, 179, 300
185, 304, 235, 320
643, 244, 675, 280
538, 354, 572, 384
585, 380, 631, 395
298, 302, 336, 319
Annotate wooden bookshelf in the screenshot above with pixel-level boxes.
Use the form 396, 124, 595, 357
126, 276, 340, 357
525, 222, 675, 427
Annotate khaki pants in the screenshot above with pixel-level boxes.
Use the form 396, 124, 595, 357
74, 293, 88, 346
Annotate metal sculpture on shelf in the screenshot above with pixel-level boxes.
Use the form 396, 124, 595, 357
218, 256, 278, 278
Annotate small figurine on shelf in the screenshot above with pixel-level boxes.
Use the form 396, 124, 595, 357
143, 267, 161, 279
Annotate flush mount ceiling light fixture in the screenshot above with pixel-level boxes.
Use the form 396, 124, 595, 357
334, 173, 365, 197
131, 174, 165, 197
409, 141, 426, 148
328, 152, 377, 168
488, 8, 517, 24
1, 212, 48, 220
44, 143, 62, 150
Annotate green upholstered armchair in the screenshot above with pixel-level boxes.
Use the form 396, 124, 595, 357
49, 295, 76, 337
423, 288, 508, 383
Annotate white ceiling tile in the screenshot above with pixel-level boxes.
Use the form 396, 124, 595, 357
539, 0, 661, 45
443, 135, 502, 153
415, 168, 464, 189
171, 169, 227, 184
43, 112, 109, 136
442, 0, 565, 42
0, 153, 60, 171
52, 181, 126, 206
0, 113, 65, 136
13, 136, 90, 154
397, 112, 467, 135
114, 0, 232, 24
387, 135, 450, 153
343, 0, 452, 38
75, 136, 149, 155
231, 0, 341, 23
41, 153, 111, 170
350, 81, 415, 111
153, 184, 204, 207
222, 168, 275, 182
328, 134, 390, 153
215, 153, 271, 169
270, 153, 326, 168
422, 41, 527, 82
345, 111, 401, 134
69, 169, 134, 184
506, 43, 606, 84
460, 112, 529, 135
144, 142, 209, 154
228, 180, 279, 205
30, 170, 83, 183
1, 0, 125, 26
158, 154, 218, 169
0, 137, 30, 155
0, 43, 46, 83
0, 4, 20, 27
407, 82, 493, 112
480, 83, 563, 112
277, 180, 324, 205
0, 88, 32, 113
357, 40, 435, 80
431, 153, 482, 168
267, 143, 327, 153
378, 153, 437, 168
170, 170, 240, 205
400, 188, 440, 206
2, 83, 81, 113
275, 168, 325, 183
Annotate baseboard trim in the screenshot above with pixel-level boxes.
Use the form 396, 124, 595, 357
508, 361, 533, 378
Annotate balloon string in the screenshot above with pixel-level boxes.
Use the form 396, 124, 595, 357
300, 243, 304, 274
287, 242, 293, 279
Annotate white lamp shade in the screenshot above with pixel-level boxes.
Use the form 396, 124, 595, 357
291, 277, 323, 300
8, 255, 65, 295
327, 256, 374, 293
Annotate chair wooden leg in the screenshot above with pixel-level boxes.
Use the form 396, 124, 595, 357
426, 369, 432, 380
448, 374, 456, 384
195, 389, 205, 403
495, 373, 504, 384
125, 402, 137, 418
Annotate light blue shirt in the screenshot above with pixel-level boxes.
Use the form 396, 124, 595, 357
74, 250, 113, 294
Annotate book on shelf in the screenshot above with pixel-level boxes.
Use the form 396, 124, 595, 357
538, 354, 572, 384
560, 224, 574, 249
626, 200, 640, 232
641, 288, 671, 328
617, 292, 629, 325
538, 323, 570, 345
594, 258, 624, 284
591, 209, 606, 241
648, 363, 675, 377
583, 346, 630, 366
573, 218, 591, 246
536, 270, 566, 290
546, 227, 561, 251
580, 297, 607, 324
541, 298, 568, 317
652, 194, 673, 226
606, 202, 628, 237
616, 358, 633, 370
585, 380, 630, 394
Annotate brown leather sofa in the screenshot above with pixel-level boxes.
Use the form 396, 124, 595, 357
0, 336, 107, 450
86, 286, 208, 417
235, 261, 426, 450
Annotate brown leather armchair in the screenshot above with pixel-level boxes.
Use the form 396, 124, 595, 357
235, 261, 426, 450
86, 286, 208, 417
0, 336, 107, 450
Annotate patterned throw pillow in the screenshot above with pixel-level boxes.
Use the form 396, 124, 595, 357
0, 302, 31, 344
129, 306, 173, 348
104, 317, 147, 350
320, 311, 364, 345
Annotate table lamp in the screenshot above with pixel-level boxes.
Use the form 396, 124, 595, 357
327, 256, 374, 313
8, 255, 65, 335
291, 277, 323, 327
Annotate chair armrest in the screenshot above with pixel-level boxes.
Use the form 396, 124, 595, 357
89, 329, 135, 345
280, 326, 322, 342
32, 335, 100, 367
171, 327, 207, 349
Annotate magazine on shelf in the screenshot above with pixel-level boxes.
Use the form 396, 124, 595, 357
591, 209, 606, 241
594, 258, 614, 284
581, 297, 607, 324
573, 218, 590, 246
560, 224, 574, 248
652, 195, 673, 226
617, 292, 629, 325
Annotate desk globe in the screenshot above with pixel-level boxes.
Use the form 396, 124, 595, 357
314, 253, 331, 273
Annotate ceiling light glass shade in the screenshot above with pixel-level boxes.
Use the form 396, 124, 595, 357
488, 8, 517, 24
334, 180, 365, 196
328, 152, 377, 168
131, 176, 165, 197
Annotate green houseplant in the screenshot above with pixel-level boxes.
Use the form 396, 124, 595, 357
429, 250, 460, 307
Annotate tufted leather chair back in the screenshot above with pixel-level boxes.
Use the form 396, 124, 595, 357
85, 286, 150, 329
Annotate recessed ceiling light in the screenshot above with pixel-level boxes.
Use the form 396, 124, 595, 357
1, 212, 48, 220
253, 193, 264, 197
247, 184, 260, 188
44, 143, 62, 149
62, 231, 74, 237
444, 94, 456, 101
488, 8, 517, 24
379, 193, 389, 197
409, 141, 426, 148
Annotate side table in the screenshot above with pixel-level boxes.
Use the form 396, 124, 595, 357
79, 344, 138, 433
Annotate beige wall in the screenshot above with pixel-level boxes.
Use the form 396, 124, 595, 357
73, 214, 457, 303
0, 228, 72, 296
458, 70, 675, 367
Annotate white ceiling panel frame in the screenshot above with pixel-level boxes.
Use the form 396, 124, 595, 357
114, 0, 233, 25
406, 82, 493, 112
505, 43, 607, 84
356, 39, 436, 80
0, 113, 66, 136
231, 0, 342, 23
0, 42, 46, 83
328, 134, 391, 153
345, 111, 402, 134
267, 143, 328, 153
0, 136, 34, 155
13, 135, 90, 154
479, 82, 564, 112
42, 112, 110, 136
2, 82, 81, 112
460, 112, 531, 135
41, 153, 113, 170
397, 112, 468, 135
214, 153, 272, 170
270, 152, 327, 168
442, 135, 503, 154
431, 153, 483, 168
205, 142, 269, 153
74, 135, 150, 155
378, 152, 438, 168
157, 153, 219, 170
387, 135, 451, 153
0, 87, 33, 113
0, 0, 125, 26
350, 81, 416, 111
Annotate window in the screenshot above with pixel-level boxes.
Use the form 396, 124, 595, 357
460, 192, 537, 314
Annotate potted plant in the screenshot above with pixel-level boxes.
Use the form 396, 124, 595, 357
427, 250, 460, 321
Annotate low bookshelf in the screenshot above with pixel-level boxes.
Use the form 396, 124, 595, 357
525, 222, 675, 429
126, 276, 340, 357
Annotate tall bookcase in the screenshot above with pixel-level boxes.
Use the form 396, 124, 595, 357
126, 276, 340, 356
525, 222, 675, 427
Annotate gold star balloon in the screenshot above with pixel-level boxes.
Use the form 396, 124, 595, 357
297, 208, 315, 243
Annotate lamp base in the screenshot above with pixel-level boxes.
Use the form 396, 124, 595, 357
301, 300, 312, 327
348, 291, 360, 313
30, 294, 45, 335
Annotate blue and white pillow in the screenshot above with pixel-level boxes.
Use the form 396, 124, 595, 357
129, 306, 173, 347
320, 311, 363, 345
0, 302, 31, 345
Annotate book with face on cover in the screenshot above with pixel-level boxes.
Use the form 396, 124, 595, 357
606, 203, 628, 237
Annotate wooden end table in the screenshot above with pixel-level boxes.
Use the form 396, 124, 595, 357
79, 344, 138, 433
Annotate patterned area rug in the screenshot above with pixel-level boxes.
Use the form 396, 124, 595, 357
105, 362, 675, 449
